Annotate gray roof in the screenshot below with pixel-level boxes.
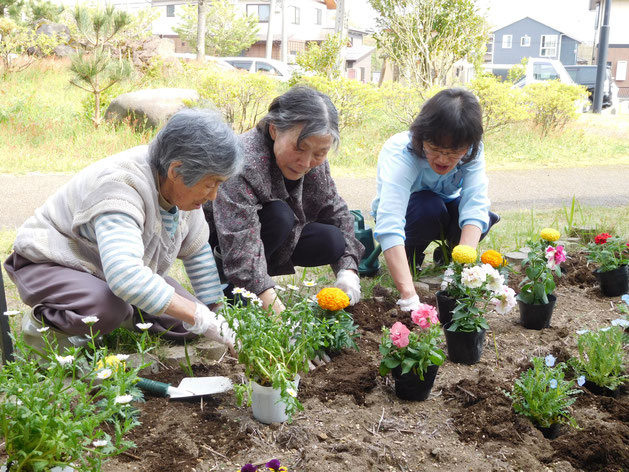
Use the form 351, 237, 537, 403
344, 45, 375, 61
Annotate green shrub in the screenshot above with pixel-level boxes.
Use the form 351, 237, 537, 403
524, 81, 588, 138
294, 33, 344, 80
199, 70, 282, 133
296, 75, 379, 130
468, 75, 529, 134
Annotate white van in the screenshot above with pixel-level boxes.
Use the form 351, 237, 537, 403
511, 58, 575, 88
219, 57, 294, 81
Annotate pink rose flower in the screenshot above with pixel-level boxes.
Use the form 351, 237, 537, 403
390, 322, 410, 348
411, 303, 439, 329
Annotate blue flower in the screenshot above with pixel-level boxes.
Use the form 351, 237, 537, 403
265, 460, 281, 471
622, 294, 629, 306
549, 379, 558, 389
545, 354, 556, 367
241, 465, 258, 472
611, 318, 629, 328
577, 376, 586, 386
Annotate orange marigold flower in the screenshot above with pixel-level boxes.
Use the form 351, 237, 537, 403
481, 249, 505, 268
317, 287, 350, 311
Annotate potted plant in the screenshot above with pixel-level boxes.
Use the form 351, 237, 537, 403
379, 303, 445, 401
516, 228, 566, 329
569, 325, 629, 398
586, 232, 629, 296
506, 354, 582, 439
441, 245, 517, 364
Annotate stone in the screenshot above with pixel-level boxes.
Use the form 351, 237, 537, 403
413, 281, 431, 294
505, 251, 527, 267
104, 88, 200, 129
36, 23, 71, 43
126, 352, 160, 376
417, 276, 442, 291
53, 45, 75, 57
194, 338, 227, 361
161, 344, 198, 369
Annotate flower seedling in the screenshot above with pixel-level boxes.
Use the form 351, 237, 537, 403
517, 228, 566, 305
585, 233, 629, 273
238, 458, 288, 472
506, 355, 581, 430
570, 325, 629, 391
379, 303, 445, 379
441, 245, 516, 332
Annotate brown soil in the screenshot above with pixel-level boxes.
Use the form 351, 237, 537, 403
101, 256, 629, 471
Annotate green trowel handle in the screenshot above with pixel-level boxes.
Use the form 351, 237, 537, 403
136, 377, 170, 397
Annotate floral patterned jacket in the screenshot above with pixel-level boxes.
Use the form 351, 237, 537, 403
204, 128, 364, 295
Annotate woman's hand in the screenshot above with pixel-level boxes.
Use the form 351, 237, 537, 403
258, 287, 286, 315
334, 269, 361, 305
184, 303, 236, 356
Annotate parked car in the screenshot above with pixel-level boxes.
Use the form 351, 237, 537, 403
219, 57, 294, 81
511, 58, 575, 88
564, 64, 618, 109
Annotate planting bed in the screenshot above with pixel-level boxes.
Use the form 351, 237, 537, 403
104, 252, 628, 472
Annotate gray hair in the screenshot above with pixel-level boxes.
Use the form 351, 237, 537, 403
257, 86, 340, 150
149, 108, 243, 186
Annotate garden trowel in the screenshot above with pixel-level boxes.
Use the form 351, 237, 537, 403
136, 376, 232, 400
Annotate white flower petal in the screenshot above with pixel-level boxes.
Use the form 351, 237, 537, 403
136, 323, 153, 330
114, 394, 133, 404
3, 310, 20, 316
81, 316, 100, 325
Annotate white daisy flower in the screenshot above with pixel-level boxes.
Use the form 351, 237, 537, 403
286, 388, 297, 398
93, 439, 108, 447
600, 327, 611, 332
303, 280, 316, 287
232, 287, 245, 294
241, 290, 256, 299
274, 285, 286, 291
136, 323, 153, 330
37, 326, 50, 333
251, 299, 263, 307
287, 284, 299, 291
3, 310, 20, 316
55, 355, 75, 366
114, 394, 133, 404
97, 369, 113, 380
115, 354, 130, 361
81, 316, 100, 325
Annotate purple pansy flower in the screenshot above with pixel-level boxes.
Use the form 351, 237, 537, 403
265, 459, 281, 471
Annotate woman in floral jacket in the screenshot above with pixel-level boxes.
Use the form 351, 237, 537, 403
205, 87, 364, 313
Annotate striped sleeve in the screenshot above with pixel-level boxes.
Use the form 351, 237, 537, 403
182, 243, 223, 305
94, 212, 175, 315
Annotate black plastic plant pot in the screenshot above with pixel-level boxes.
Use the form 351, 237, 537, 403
392, 364, 439, 401
536, 422, 561, 440
443, 322, 486, 365
583, 380, 621, 398
517, 294, 557, 330
594, 265, 629, 297
435, 291, 457, 325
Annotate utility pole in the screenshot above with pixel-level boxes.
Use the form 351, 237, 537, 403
281, 0, 287, 62
335, 0, 347, 76
196, 0, 207, 62
266, 0, 277, 59
593, 0, 611, 113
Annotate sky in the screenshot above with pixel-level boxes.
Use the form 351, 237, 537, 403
349, 0, 598, 43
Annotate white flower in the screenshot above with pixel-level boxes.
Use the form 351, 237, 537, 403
549, 379, 558, 389
114, 394, 133, 404
136, 322, 153, 330
309, 295, 318, 303
55, 355, 75, 366
93, 439, 108, 447
16, 399, 22, 405
241, 290, 256, 299
600, 327, 611, 332
287, 284, 299, 291
274, 285, 286, 291
232, 287, 245, 295
491, 286, 517, 315
97, 369, 113, 380
577, 376, 586, 387
545, 354, 556, 367
286, 388, 297, 398
115, 354, 130, 361
81, 316, 100, 325
3, 310, 20, 316
461, 266, 486, 288
303, 280, 317, 287
483, 265, 505, 293
37, 326, 50, 333
251, 298, 263, 307
611, 318, 629, 328
576, 329, 589, 335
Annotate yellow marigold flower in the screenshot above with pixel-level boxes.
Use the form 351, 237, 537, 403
96, 355, 125, 373
451, 245, 477, 264
540, 228, 560, 242
317, 287, 350, 311
481, 249, 505, 268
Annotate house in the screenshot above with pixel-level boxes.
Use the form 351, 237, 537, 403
590, 0, 629, 99
485, 17, 581, 77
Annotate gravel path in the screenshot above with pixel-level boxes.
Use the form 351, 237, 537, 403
1, 165, 628, 230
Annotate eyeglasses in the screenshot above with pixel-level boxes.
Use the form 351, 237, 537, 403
422, 143, 469, 162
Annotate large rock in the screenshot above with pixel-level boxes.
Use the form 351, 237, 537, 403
105, 88, 200, 129
36, 22, 71, 43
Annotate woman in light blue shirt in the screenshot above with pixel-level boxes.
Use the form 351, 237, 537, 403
372, 88, 500, 312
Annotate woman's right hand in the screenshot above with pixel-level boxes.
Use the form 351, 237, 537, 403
258, 287, 286, 315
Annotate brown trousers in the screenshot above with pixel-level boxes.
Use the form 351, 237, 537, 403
4, 252, 198, 341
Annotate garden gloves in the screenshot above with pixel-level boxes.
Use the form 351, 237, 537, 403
185, 303, 236, 353
396, 294, 420, 312
334, 269, 361, 305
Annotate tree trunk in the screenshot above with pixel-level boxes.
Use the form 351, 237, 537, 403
196, 0, 207, 62
265, 0, 276, 59
378, 57, 387, 87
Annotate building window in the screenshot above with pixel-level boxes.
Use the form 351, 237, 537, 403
246, 4, 270, 22
288, 6, 300, 25
520, 35, 530, 47
315, 8, 322, 25
540, 34, 558, 57
166, 4, 175, 17
617, 60, 627, 81
501, 35, 512, 49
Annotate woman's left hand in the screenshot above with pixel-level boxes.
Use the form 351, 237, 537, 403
334, 269, 361, 305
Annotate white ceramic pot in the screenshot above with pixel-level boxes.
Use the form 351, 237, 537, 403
250, 375, 300, 424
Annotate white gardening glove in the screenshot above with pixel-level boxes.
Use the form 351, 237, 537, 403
396, 294, 420, 312
184, 303, 236, 352
334, 269, 361, 305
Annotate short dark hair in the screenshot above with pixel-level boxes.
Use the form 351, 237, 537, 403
409, 88, 483, 164
257, 86, 340, 150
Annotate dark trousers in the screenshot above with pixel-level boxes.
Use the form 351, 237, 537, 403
404, 190, 500, 265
